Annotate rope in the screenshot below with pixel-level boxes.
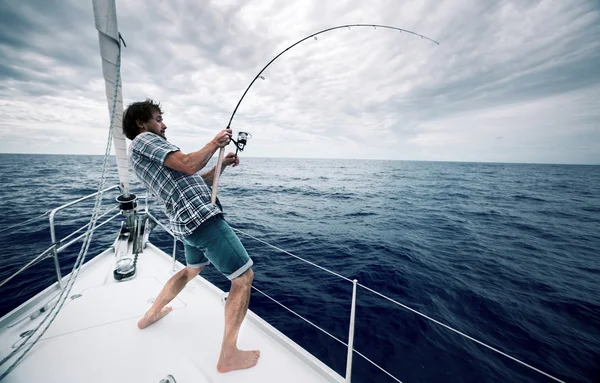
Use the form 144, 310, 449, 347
232, 228, 353, 283
0, 42, 123, 380
233, 229, 566, 383
0, 212, 49, 234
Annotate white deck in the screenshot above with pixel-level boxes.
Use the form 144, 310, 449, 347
0, 243, 344, 383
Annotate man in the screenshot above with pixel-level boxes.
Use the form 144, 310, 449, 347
122, 99, 259, 373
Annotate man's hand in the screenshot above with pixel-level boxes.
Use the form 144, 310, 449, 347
223, 152, 240, 168
212, 129, 232, 148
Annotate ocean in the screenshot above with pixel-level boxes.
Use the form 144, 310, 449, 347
0, 153, 598, 382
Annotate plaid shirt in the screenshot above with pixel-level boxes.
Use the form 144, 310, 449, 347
129, 132, 222, 238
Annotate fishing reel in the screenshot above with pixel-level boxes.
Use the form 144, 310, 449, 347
230, 131, 252, 156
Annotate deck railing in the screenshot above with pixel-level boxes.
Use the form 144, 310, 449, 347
0, 185, 142, 290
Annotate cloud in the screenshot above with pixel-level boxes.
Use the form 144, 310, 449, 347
0, 0, 599, 164
406, 84, 600, 163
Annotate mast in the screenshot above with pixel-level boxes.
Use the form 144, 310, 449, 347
92, 0, 130, 197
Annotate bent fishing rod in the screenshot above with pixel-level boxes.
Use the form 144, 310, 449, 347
210, 23, 439, 204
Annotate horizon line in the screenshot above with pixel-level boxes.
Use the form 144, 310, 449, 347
0, 152, 598, 166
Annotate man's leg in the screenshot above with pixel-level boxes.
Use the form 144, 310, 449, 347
138, 266, 203, 329
216, 268, 260, 373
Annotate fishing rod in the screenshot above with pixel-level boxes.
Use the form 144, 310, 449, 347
210, 23, 439, 204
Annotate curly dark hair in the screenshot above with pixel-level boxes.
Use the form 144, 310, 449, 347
122, 99, 163, 140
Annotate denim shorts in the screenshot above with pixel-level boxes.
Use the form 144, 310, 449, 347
182, 215, 253, 280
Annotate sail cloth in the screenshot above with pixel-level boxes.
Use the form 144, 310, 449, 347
92, 0, 131, 194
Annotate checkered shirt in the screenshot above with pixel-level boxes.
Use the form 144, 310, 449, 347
129, 132, 222, 238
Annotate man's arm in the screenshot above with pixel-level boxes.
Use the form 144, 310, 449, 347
163, 129, 231, 175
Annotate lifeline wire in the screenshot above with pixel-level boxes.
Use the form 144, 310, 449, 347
0, 212, 50, 234
251, 284, 403, 383
356, 283, 566, 383
233, 229, 566, 383
231, 227, 352, 282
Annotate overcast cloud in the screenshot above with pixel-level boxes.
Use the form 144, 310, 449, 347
0, 0, 599, 164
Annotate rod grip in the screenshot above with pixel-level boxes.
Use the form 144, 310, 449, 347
211, 147, 225, 205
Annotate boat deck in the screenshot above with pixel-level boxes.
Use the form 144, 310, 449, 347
0, 243, 343, 383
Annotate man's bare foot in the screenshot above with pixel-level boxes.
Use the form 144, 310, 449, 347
137, 306, 172, 329
217, 349, 261, 373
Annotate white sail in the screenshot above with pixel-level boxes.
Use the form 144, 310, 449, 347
92, 0, 130, 195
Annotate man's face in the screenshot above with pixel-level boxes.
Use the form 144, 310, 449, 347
141, 111, 167, 139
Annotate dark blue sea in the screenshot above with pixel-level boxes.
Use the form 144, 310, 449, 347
0, 153, 599, 383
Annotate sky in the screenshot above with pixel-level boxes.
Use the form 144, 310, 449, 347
0, 0, 599, 164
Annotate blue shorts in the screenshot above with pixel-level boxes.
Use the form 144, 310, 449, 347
182, 215, 253, 280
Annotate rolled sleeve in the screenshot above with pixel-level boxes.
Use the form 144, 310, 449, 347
132, 132, 179, 165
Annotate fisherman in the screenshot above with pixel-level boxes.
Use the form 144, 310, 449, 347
122, 99, 259, 373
